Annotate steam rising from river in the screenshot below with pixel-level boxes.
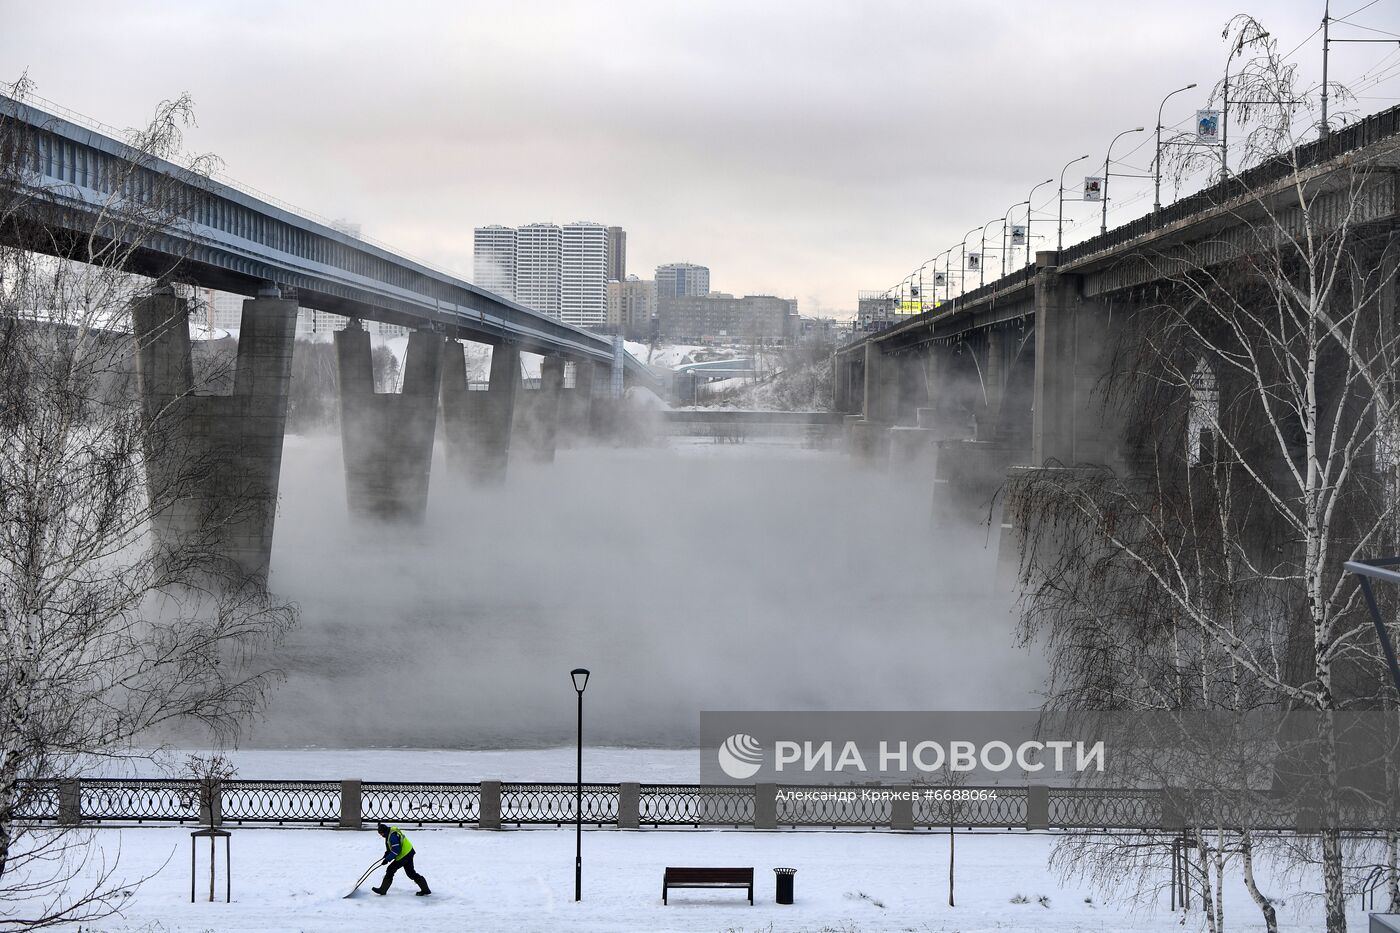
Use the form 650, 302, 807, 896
242, 436, 1040, 748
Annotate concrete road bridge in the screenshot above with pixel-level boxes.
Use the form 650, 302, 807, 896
834, 104, 1400, 549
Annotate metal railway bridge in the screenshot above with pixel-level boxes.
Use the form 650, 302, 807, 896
0, 91, 661, 579
0, 91, 655, 385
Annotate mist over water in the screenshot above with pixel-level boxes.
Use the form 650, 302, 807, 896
247, 435, 1042, 748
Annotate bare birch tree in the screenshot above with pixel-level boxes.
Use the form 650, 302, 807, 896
0, 77, 296, 929
1011, 20, 1400, 933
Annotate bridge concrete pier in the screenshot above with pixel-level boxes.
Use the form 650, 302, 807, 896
515, 356, 565, 463
981, 328, 1009, 439
848, 342, 913, 462
861, 341, 900, 424
336, 324, 443, 520
833, 352, 864, 415
1032, 252, 1119, 466
439, 341, 520, 484
564, 360, 595, 441
132, 286, 298, 581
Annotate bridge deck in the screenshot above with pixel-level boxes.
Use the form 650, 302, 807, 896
841, 103, 1400, 356
0, 93, 656, 387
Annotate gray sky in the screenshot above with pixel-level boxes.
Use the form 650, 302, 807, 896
4, 0, 1396, 317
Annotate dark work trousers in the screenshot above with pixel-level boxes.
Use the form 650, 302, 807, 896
382, 851, 428, 891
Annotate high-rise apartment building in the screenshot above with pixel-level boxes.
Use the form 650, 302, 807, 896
655, 262, 711, 301
606, 226, 626, 281
473, 225, 517, 300
474, 221, 614, 327
561, 221, 608, 328
515, 223, 563, 318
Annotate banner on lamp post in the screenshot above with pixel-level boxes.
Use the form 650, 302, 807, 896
1196, 109, 1221, 143
966, 252, 980, 271
1083, 177, 1103, 201
1009, 225, 1026, 246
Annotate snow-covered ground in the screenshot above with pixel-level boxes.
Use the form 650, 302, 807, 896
33, 825, 1371, 932
54, 748, 1382, 932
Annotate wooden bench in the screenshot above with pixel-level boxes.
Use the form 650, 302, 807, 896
662, 867, 754, 905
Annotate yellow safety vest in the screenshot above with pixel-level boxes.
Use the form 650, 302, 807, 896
386, 825, 414, 860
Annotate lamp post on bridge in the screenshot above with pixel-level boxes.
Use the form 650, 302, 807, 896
1002, 200, 1029, 278
958, 225, 981, 302
1025, 178, 1053, 266
978, 217, 1000, 289
917, 258, 938, 313
941, 246, 957, 305
1057, 154, 1091, 254
570, 668, 589, 902
1154, 83, 1197, 221
1101, 126, 1145, 235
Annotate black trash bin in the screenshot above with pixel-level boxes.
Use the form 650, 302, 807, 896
774, 867, 796, 904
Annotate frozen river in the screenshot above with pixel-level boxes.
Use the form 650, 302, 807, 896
223, 434, 1041, 750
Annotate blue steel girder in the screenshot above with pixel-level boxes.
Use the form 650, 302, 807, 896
0, 93, 658, 388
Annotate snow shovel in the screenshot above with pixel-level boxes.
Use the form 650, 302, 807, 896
344, 859, 383, 898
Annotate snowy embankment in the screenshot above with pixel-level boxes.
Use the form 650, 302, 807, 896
42, 826, 1369, 932
44, 753, 1379, 933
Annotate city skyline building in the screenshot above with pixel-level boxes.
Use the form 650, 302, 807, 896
562, 221, 608, 328
657, 293, 796, 345
473, 224, 517, 300
474, 221, 616, 326
655, 262, 710, 301
515, 223, 563, 318
606, 225, 626, 282
607, 275, 657, 339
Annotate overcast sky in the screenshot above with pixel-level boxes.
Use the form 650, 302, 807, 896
4, 0, 1397, 316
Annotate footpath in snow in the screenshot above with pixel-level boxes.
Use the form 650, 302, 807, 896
44, 825, 1372, 932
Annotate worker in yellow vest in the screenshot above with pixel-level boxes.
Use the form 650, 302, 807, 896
372, 822, 431, 896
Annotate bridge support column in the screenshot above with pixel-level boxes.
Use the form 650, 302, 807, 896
563, 359, 595, 442
893, 352, 927, 426
850, 341, 900, 461
833, 352, 863, 414
336, 324, 443, 519
1032, 253, 1119, 466
832, 353, 848, 412
982, 328, 1007, 439
862, 341, 899, 424
517, 356, 565, 463
132, 286, 297, 582
441, 342, 520, 483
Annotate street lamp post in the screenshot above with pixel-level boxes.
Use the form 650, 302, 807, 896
570, 668, 589, 902
978, 217, 1000, 288
1002, 200, 1029, 277
1154, 83, 1197, 220
958, 225, 981, 301
1025, 178, 1053, 266
1101, 126, 1145, 235
917, 258, 937, 312
1058, 155, 1091, 254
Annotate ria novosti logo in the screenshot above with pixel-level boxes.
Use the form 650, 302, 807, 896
717, 733, 764, 779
